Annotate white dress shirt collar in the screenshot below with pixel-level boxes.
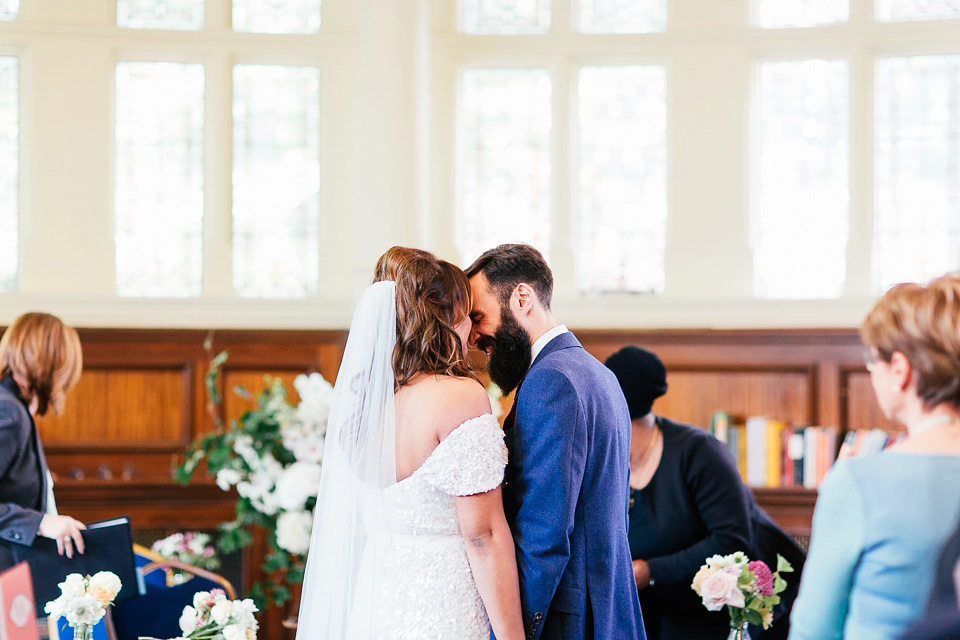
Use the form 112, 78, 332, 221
531, 324, 569, 364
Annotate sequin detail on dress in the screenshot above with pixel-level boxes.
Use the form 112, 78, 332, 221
347, 414, 507, 639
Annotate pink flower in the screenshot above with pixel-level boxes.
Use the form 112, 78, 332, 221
749, 560, 774, 597
700, 565, 745, 611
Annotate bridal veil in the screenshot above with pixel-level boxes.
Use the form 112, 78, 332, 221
296, 281, 397, 639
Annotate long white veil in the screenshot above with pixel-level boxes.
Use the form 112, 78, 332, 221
296, 281, 397, 639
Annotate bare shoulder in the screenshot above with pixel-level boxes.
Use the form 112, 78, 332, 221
424, 376, 492, 439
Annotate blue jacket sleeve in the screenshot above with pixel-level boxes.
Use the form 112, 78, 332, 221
511, 367, 587, 639
788, 462, 864, 640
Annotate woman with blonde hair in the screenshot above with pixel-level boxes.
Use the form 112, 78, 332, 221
296, 247, 524, 639
0, 312, 86, 570
789, 273, 960, 639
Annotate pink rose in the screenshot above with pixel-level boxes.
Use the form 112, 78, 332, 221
700, 565, 745, 611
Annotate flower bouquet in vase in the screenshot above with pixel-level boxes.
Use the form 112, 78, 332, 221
691, 552, 793, 639
44, 572, 122, 640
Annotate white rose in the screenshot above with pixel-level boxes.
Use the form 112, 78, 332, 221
210, 600, 233, 625
275, 510, 314, 555
179, 605, 199, 634
222, 623, 252, 640
274, 462, 322, 511
59, 574, 87, 598
89, 571, 122, 596
700, 565, 745, 611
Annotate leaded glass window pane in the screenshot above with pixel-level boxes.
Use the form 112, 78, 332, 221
0, 57, 17, 292
115, 62, 204, 297
0, 0, 19, 20
233, 65, 321, 298
875, 55, 960, 291
462, 0, 551, 34
117, 0, 204, 29
456, 68, 551, 264
577, 65, 666, 293
754, 0, 849, 27
877, 0, 960, 21
755, 59, 849, 299
579, 0, 666, 34
233, 0, 321, 34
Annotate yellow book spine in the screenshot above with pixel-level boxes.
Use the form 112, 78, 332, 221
765, 419, 788, 487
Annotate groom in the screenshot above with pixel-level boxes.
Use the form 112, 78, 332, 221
466, 244, 645, 640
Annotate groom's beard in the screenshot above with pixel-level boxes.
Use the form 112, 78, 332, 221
484, 307, 532, 395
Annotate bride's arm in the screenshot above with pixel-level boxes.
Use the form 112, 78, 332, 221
456, 487, 525, 640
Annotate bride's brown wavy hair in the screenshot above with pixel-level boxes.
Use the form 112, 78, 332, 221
373, 247, 474, 388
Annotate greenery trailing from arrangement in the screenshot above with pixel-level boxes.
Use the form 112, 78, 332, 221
175, 347, 332, 610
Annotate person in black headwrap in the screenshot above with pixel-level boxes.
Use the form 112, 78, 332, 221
605, 346, 805, 640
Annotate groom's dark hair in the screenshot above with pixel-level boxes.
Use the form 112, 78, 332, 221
465, 244, 553, 310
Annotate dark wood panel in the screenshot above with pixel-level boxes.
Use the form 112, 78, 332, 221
656, 368, 815, 429
843, 368, 904, 433
36, 366, 190, 450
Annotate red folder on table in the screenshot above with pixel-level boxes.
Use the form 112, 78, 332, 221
0, 562, 38, 640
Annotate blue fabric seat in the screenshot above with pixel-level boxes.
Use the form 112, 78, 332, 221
111, 548, 236, 640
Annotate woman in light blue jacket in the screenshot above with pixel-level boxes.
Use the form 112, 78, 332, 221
789, 272, 960, 640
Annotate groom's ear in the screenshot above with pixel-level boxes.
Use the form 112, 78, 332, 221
512, 282, 538, 316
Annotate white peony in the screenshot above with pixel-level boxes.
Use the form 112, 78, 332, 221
64, 594, 106, 626
274, 461, 322, 511
179, 605, 199, 634
58, 574, 86, 598
275, 510, 313, 555
210, 599, 234, 625
89, 571, 122, 596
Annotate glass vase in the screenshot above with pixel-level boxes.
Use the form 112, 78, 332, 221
73, 625, 93, 640
726, 621, 748, 640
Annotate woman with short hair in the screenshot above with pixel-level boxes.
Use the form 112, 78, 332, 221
789, 272, 960, 639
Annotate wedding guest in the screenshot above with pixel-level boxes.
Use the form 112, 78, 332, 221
605, 346, 804, 640
0, 312, 86, 570
789, 272, 960, 640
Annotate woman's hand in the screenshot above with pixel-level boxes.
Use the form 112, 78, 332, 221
38, 514, 86, 558
633, 558, 652, 590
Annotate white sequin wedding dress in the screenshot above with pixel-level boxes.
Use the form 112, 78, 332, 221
346, 413, 508, 640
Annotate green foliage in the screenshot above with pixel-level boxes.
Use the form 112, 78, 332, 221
175, 350, 308, 614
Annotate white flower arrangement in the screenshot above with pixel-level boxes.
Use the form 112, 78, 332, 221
140, 589, 259, 640
44, 571, 122, 630
176, 359, 334, 609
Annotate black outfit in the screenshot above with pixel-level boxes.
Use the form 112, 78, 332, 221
900, 517, 960, 639
0, 374, 49, 571
628, 418, 804, 640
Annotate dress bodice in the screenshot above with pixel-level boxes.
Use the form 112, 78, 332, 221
385, 413, 507, 536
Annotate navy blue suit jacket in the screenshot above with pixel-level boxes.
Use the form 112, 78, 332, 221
0, 375, 48, 571
501, 332, 645, 640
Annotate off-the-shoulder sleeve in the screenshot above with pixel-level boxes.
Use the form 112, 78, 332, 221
420, 414, 507, 496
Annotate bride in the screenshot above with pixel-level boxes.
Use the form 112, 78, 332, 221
295, 247, 524, 640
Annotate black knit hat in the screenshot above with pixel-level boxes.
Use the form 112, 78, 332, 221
604, 346, 668, 420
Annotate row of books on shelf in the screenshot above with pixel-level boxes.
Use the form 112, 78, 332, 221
708, 411, 905, 489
